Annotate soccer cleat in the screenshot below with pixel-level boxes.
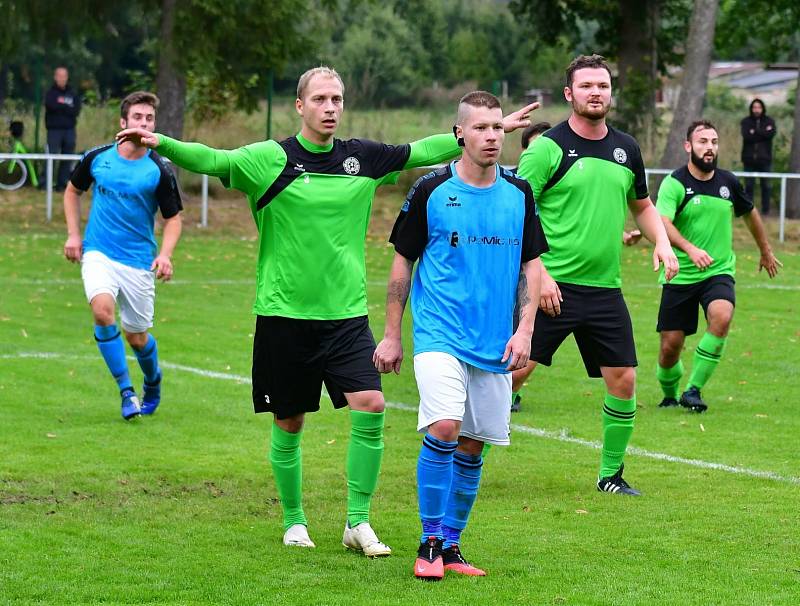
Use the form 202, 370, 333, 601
140, 373, 162, 415
658, 396, 679, 408
680, 386, 708, 413
414, 536, 444, 581
597, 463, 641, 496
342, 522, 392, 557
443, 545, 486, 576
283, 523, 315, 548
510, 393, 522, 413
120, 388, 141, 420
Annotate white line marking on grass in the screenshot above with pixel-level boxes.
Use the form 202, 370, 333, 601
4, 351, 800, 485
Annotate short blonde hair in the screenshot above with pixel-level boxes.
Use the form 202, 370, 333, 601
296, 66, 345, 100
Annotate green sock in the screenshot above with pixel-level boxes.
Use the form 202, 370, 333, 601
600, 393, 636, 479
269, 424, 306, 530
688, 332, 726, 390
481, 443, 492, 457
346, 410, 385, 527
656, 360, 684, 399
511, 391, 519, 403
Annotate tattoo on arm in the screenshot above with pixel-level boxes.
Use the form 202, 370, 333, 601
516, 270, 530, 308
387, 278, 411, 306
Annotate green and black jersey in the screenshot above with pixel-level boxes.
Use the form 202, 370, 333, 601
516, 121, 648, 288
656, 165, 753, 285
157, 132, 460, 319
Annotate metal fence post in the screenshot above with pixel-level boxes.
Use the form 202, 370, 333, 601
201, 175, 209, 228
779, 176, 787, 244
46, 158, 54, 221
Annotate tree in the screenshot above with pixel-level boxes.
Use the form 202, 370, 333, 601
660, 0, 720, 169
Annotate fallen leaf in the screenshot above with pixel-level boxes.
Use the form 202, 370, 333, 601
699, 424, 705, 432
326, 439, 336, 445
575, 509, 588, 514
46, 433, 56, 438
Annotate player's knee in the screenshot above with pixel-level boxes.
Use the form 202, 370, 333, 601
274, 414, 304, 433
428, 419, 460, 443
605, 367, 636, 399
124, 330, 148, 349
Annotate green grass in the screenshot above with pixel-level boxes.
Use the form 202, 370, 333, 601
1, 193, 799, 605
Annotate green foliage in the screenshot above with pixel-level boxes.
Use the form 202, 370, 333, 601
704, 82, 743, 114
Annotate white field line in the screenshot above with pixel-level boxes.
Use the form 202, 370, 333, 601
5, 277, 800, 291
3, 351, 799, 486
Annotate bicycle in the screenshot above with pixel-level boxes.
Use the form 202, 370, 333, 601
0, 121, 40, 191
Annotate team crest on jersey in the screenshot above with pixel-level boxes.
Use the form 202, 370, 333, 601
343, 156, 361, 175
613, 148, 627, 164
719, 186, 730, 199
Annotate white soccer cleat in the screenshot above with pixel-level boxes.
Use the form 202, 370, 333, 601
283, 524, 315, 548
342, 522, 392, 557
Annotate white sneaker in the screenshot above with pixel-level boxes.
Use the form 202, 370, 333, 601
342, 522, 392, 557
283, 523, 315, 548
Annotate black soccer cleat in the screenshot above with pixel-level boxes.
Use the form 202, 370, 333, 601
510, 393, 522, 413
680, 386, 707, 413
658, 396, 679, 408
597, 463, 641, 496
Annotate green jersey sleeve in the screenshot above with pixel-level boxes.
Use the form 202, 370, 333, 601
516, 136, 561, 199
655, 174, 685, 221
156, 135, 285, 198
405, 134, 461, 169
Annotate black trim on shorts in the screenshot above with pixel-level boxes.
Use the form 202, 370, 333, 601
251, 315, 381, 419
656, 274, 735, 336
530, 283, 638, 378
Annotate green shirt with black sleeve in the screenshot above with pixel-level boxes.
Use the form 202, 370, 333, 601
156, 132, 460, 319
656, 165, 753, 285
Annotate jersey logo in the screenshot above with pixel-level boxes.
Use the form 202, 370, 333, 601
446, 195, 461, 207
686, 187, 694, 195
613, 148, 627, 163
450, 231, 459, 247
719, 186, 730, 199
568, 149, 578, 157
293, 163, 305, 172
343, 156, 361, 175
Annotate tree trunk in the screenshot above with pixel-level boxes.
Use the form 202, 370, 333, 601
616, 0, 659, 149
155, 0, 186, 140
786, 69, 800, 218
660, 0, 719, 169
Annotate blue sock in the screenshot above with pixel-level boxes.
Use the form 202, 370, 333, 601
94, 324, 132, 392
442, 451, 483, 549
417, 434, 457, 542
134, 334, 160, 384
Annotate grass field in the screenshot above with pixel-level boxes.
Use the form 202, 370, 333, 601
1, 188, 799, 605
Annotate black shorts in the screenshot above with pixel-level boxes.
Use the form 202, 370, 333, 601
530, 283, 638, 378
251, 315, 382, 419
657, 274, 736, 336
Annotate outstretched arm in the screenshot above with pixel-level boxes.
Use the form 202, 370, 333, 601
116, 129, 233, 179
373, 253, 414, 374
743, 209, 781, 278
629, 197, 679, 281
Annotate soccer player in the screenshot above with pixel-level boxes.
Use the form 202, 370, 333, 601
655, 120, 781, 412
116, 67, 537, 553
374, 91, 547, 580
511, 54, 679, 496
63, 91, 182, 420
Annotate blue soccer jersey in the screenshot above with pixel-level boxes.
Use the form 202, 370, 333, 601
390, 161, 548, 373
70, 144, 182, 270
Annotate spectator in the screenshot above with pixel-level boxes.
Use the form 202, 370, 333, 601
740, 98, 775, 215
45, 66, 81, 191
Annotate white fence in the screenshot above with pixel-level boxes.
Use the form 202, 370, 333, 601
2, 153, 798, 242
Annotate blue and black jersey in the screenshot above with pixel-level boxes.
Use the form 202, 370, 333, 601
390, 161, 548, 373
70, 144, 182, 270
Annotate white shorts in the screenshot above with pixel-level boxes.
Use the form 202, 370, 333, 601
414, 351, 512, 446
81, 250, 155, 333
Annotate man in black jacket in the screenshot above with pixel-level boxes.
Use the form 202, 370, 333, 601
740, 98, 776, 215
45, 66, 81, 191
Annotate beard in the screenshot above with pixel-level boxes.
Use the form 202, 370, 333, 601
572, 97, 610, 120
690, 150, 717, 173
